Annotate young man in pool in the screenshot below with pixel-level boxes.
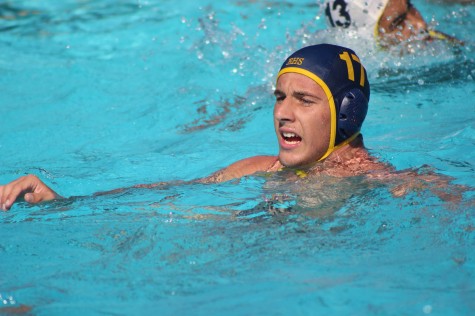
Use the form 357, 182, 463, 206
324, 0, 463, 47
0, 43, 448, 211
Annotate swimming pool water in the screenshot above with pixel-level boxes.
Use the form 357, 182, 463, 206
1, 1, 474, 315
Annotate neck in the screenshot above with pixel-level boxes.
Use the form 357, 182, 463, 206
317, 132, 362, 162
325, 134, 365, 163
291, 134, 365, 178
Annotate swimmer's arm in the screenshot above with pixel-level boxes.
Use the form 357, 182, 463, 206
0, 174, 62, 211
394, 172, 464, 202
93, 156, 278, 194
195, 155, 279, 184
373, 167, 470, 202
0, 155, 279, 210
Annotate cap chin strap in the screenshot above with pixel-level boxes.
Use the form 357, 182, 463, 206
295, 131, 361, 179
317, 131, 360, 162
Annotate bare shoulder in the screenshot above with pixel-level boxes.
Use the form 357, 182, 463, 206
199, 155, 279, 183
322, 144, 392, 177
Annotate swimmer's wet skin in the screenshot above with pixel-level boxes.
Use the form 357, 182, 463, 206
324, 0, 463, 46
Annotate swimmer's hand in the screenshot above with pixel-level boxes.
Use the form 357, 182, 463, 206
389, 168, 469, 203
0, 175, 61, 211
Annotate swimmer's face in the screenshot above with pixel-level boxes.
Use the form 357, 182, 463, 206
378, 0, 428, 46
273, 73, 331, 168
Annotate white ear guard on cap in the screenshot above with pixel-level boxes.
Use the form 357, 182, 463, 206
324, 0, 389, 35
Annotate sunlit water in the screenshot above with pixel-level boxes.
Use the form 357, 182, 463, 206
1, 1, 474, 315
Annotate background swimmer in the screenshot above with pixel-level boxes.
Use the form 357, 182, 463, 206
324, 0, 464, 48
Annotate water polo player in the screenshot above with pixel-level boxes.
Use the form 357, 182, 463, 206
324, 0, 463, 47
0, 43, 387, 210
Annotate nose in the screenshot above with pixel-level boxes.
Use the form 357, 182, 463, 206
274, 99, 295, 124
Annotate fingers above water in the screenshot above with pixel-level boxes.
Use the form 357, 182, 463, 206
0, 175, 61, 211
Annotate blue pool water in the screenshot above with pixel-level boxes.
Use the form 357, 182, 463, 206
1, 0, 474, 315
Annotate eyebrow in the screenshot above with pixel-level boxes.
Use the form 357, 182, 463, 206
273, 89, 323, 101
293, 90, 323, 100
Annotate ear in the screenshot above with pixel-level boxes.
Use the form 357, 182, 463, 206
337, 88, 368, 143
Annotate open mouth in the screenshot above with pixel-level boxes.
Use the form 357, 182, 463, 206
282, 132, 302, 145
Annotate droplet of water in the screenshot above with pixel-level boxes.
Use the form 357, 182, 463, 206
423, 305, 433, 314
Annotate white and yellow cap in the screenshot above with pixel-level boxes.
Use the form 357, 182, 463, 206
324, 0, 389, 36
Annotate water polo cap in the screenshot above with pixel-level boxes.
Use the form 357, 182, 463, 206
277, 43, 370, 162
324, 0, 389, 37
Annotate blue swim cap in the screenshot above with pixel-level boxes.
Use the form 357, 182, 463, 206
277, 43, 370, 161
